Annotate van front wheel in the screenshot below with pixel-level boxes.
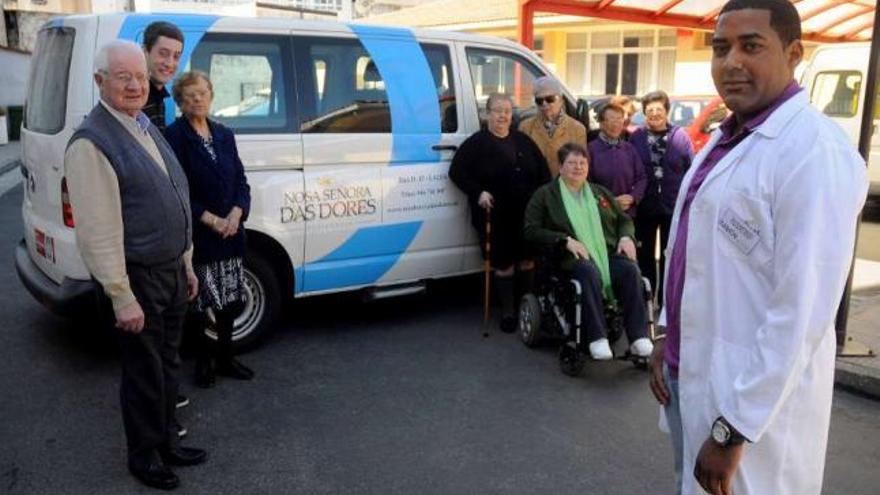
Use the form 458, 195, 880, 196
204, 252, 281, 352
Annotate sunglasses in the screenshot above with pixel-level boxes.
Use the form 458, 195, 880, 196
534, 95, 558, 106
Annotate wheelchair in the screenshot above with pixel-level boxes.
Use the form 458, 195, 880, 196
518, 250, 656, 377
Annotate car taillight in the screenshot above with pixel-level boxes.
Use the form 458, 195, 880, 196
61, 178, 75, 228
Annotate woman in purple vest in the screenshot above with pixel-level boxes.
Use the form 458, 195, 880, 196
165, 71, 254, 388
587, 102, 647, 218
630, 91, 694, 306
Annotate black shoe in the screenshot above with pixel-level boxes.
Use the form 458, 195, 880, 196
175, 395, 189, 409
216, 358, 254, 380
176, 422, 188, 439
194, 358, 216, 389
129, 458, 179, 490
500, 316, 517, 333
159, 446, 208, 467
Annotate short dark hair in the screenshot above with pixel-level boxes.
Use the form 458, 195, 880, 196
642, 90, 671, 113
598, 102, 626, 122
718, 0, 802, 46
143, 21, 184, 51
557, 142, 589, 166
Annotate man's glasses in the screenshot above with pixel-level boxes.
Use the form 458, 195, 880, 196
534, 95, 558, 106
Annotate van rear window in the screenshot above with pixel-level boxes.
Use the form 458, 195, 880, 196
25, 27, 75, 135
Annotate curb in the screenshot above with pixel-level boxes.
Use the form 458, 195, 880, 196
0, 159, 21, 176
835, 359, 880, 400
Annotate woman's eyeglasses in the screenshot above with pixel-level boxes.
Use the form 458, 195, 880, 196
534, 95, 558, 106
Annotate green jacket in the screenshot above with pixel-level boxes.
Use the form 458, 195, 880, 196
523, 179, 636, 270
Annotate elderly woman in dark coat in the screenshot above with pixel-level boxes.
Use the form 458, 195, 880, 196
449, 93, 551, 332
524, 142, 652, 360
165, 71, 254, 387
630, 90, 694, 305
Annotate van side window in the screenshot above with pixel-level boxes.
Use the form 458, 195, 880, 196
293, 38, 456, 133
189, 34, 293, 133
465, 48, 543, 125
294, 37, 391, 133
811, 71, 862, 118
422, 43, 458, 133
25, 27, 75, 135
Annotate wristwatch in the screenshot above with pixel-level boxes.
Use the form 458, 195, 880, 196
711, 416, 746, 447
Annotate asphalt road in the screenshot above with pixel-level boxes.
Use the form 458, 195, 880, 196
1, 183, 879, 495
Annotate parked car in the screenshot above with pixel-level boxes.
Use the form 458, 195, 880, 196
686, 96, 730, 153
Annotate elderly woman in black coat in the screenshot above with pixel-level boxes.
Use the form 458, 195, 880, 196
449, 93, 551, 332
165, 71, 253, 387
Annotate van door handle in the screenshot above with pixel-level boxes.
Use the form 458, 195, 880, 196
431, 144, 458, 152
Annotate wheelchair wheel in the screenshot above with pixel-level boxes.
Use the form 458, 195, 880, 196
519, 294, 542, 348
559, 342, 587, 377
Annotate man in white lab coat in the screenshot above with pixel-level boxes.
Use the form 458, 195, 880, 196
648, 1, 869, 494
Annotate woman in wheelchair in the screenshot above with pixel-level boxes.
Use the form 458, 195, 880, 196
523, 142, 654, 360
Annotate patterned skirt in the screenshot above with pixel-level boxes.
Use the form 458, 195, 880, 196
194, 257, 246, 313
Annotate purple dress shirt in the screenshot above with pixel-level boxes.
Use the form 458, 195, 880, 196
663, 81, 802, 377
587, 138, 647, 216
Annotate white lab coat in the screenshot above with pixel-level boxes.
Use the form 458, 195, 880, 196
658, 91, 868, 495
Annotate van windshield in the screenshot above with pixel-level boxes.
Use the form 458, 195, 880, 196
25, 26, 75, 135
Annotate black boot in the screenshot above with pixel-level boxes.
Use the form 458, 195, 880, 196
215, 308, 254, 380
193, 312, 216, 388
516, 268, 535, 298
496, 275, 517, 333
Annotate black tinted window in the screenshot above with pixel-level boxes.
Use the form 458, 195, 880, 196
294, 38, 456, 133
25, 27, 75, 134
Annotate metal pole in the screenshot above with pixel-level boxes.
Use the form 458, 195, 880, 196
835, 4, 880, 357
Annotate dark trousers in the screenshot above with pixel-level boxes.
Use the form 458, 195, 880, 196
635, 213, 672, 307
118, 258, 187, 463
570, 256, 648, 344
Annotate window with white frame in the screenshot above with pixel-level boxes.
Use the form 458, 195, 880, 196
565, 28, 676, 97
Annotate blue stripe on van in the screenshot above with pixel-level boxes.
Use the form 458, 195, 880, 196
349, 25, 441, 164
300, 221, 422, 292
117, 14, 220, 125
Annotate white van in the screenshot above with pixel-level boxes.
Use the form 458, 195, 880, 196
15, 13, 588, 348
799, 42, 879, 194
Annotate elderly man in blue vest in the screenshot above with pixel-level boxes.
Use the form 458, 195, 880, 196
64, 40, 207, 491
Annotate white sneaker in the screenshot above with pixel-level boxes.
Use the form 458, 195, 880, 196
630, 337, 654, 358
589, 338, 613, 360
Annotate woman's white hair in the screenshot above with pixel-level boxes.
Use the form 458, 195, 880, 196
94, 39, 144, 74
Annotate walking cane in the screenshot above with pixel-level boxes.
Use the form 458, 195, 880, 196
482, 209, 492, 338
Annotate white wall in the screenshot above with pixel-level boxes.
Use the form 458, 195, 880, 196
674, 62, 716, 95
0, 49, 32, 107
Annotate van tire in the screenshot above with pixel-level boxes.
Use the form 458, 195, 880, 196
224, 251, 281, 352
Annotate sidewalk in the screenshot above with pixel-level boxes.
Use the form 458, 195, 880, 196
836, 287, 880, 399
0, 140, 21, 173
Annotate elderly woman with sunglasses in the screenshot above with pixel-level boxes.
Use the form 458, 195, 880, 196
519, 76, 587, 177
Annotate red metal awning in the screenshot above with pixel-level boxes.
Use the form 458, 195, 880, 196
518, 0, 876, 48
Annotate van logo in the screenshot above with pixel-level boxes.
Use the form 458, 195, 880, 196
280, 186, 378, 223
318, 177, 334, 187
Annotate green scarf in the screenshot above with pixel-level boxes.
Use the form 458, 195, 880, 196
559, 179, 613, 301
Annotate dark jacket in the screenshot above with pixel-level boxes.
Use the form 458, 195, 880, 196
524, 179, 635, 271
630, 125, 694, 216
449, 129, 550, 233
165, 117, 251, 264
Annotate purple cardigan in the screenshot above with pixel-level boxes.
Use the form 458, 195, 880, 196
587, 138, 647, 216
630, 125, 694, 216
